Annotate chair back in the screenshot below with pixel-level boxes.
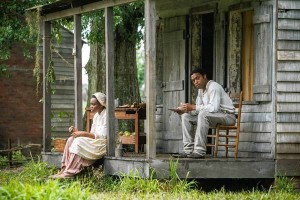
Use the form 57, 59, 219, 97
85, 108, 94, 132
236, 91, 243, 132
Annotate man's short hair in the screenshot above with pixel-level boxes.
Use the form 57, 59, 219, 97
190, 67, 211, 80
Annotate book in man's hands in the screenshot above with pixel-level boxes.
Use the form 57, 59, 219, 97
168, 108, 182, 112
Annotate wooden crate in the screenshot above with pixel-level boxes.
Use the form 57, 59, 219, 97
121, 135, 135, 144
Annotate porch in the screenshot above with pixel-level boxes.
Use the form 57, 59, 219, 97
43, 152, 275, 179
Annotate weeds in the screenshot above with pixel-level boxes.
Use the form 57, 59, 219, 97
0, 150, 27, 168
167, 158, 197, 192
0, 155, 8, 167
0, 180, 92, 200
0, 160, 299, 200
273, 176, 296, 193
109, 159, 196, 193
115, 169, 162, 193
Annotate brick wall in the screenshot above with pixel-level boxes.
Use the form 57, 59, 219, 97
0, 44, 43, 150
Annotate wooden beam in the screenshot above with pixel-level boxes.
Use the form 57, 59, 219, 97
43, 21, 52, 152
103, 157, 275, 179
105, 7, 115, 156
74, 14, 83, 130
145, 0, 156, 159
42, 0, 137, 21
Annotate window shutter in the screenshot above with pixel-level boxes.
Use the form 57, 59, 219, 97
228, 11, 242, 98
253, 5, 273, 101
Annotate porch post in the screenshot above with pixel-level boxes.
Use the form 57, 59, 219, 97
74, 14, 83, 130
105, 7, 115, 156
43, 21, 52, 152
145, 0, 156, 159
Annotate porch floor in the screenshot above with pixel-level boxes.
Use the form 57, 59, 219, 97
43, 152, 275, 179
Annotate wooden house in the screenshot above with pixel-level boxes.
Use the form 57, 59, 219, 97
30, 0, 300, 187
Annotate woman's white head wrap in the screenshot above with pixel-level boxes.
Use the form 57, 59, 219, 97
93, 92, 106, 107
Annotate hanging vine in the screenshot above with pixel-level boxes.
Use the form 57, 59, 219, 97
26, 10, 75, 96
26, 7, 42, 96
46, 38, 56, 94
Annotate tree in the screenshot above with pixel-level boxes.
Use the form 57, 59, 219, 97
0, 0, 37, 77
0, 0, 57, 82
83, 2, 144, 106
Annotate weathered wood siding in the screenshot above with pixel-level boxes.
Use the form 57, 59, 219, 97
50, 27, 75, 138
230, 103, 273, 158
276, 0, 300, 178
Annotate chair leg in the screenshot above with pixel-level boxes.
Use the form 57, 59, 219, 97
225, 130, 229, 158
235, 135, 239, 159
214, 126, 219, 157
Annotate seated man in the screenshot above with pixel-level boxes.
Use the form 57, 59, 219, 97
173, 67, 236, 159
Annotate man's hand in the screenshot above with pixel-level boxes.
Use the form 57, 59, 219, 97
180, 103, 196, 112
175, 107, 185, 115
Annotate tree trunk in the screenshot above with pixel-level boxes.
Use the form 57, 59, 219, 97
114, 23, 140, 105
85, 41, 106, 97
85, 16, 106, 105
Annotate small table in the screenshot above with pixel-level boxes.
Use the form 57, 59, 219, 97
86, 107, 146, 153
115, 107, 146, 153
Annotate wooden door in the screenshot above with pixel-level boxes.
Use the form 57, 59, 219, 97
161, 16, 187, 152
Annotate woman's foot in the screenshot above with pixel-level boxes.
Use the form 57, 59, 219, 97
49, 173, 73, 179
57, 167, 65, 175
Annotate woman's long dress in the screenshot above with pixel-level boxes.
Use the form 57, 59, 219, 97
58, 109, 107, 178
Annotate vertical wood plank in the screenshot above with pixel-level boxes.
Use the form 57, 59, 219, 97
145, 0, 156, 159
43, 21, 52, 152
74, 14, 83, 130
105, 7, 115, 156
242, 10, 254, 101
214, 12, 225, 86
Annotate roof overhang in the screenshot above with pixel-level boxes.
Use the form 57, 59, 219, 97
27, 0, 137, 21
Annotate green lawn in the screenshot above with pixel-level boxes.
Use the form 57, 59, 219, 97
0, 159, 299, 200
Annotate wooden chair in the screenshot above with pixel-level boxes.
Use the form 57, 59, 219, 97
207, 91, 243, 158
86, 108, 94, 132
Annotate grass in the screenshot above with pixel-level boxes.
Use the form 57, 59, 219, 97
0, 159, 299, 200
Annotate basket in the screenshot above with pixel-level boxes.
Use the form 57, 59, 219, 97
53, 138, 67, 152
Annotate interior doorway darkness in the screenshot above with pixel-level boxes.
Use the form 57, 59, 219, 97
201, 13, 214, 79
190, 12, 215, 103
190, 12, 214, 78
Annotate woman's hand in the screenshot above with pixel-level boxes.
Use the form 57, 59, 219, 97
71, 131, 85, 138
68, 126, 78, 133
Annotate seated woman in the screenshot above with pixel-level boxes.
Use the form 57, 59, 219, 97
50, 92, 107, 179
